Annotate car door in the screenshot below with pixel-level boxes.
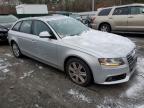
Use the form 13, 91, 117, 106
111, 7, 129, 31
18, 20, 37, 56
127, 6, 144, 31
32, 20, 58, 66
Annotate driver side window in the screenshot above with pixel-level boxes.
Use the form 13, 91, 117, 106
32, 20, 51, 36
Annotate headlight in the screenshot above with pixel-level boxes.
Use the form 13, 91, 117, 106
98, 58, 125, 67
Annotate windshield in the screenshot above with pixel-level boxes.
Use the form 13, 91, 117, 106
0, 15, 18, 23
48, 18, 89, 37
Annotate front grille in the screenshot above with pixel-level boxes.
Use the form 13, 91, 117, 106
127, 49, 137, 72
105, 74, 126, 82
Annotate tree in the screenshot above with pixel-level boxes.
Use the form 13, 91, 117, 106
19, 0, 144, 12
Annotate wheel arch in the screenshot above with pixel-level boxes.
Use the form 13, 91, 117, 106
63, 55, 94, 81
64, 56, 88, 71
10, 40, 16, 46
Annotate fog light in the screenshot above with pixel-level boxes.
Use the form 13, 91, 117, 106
106, 76, 113, 82
105, 74, 126, 82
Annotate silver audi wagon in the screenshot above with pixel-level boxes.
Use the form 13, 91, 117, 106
8, 15, 137, 86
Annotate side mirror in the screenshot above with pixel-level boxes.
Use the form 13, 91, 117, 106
39, 31, 51, 38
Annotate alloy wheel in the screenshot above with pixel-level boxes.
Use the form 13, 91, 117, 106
12, 43, 20, 57
100, 25, 109, 32
68, 62, 87, 84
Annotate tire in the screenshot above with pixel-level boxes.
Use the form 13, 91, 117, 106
11, 42, 22, 58
65, 58, 92, 87
99, 23, 111, 32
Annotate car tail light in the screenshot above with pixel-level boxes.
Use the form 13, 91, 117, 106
92, 17, 96, 23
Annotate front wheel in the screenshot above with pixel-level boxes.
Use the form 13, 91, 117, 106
12, 42, 22, 58
66, 58, 92, 87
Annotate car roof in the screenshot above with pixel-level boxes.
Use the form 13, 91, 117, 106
18, 14, 69, 22
98, 3, 144, 10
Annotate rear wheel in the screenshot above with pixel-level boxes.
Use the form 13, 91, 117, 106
11, 42, 22, 58
66, 58, 92, 87
99, 23, 111, 32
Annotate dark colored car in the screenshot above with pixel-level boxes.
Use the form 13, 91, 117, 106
0, 15, 18, 41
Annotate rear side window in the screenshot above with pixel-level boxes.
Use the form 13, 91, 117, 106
130, 6, 144, 15
20, 20, 32, 34
113, 7, 129, 15
12, 21, 22, 31
98, 8, 112, 16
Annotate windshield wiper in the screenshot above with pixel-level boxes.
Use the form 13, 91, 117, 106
70, 33, 81, 36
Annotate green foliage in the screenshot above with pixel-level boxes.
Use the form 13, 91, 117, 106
18, 0, 144, 12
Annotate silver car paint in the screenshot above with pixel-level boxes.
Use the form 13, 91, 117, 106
8, 16, 136, 84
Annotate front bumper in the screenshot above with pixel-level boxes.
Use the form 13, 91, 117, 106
92, 50, 137, 85
0, 31, 8, 40
100, 64, 136, 85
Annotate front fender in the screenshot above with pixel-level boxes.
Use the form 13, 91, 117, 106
57, 46, 102, 83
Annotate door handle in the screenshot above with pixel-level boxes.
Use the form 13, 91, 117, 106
128, 16, 134, 18
109, 17, 113, 19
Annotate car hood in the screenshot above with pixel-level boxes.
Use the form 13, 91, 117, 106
0, 23, 14, 29
62, 30, 135, 58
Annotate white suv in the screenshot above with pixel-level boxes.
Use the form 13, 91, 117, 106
94, 4, 144, 33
